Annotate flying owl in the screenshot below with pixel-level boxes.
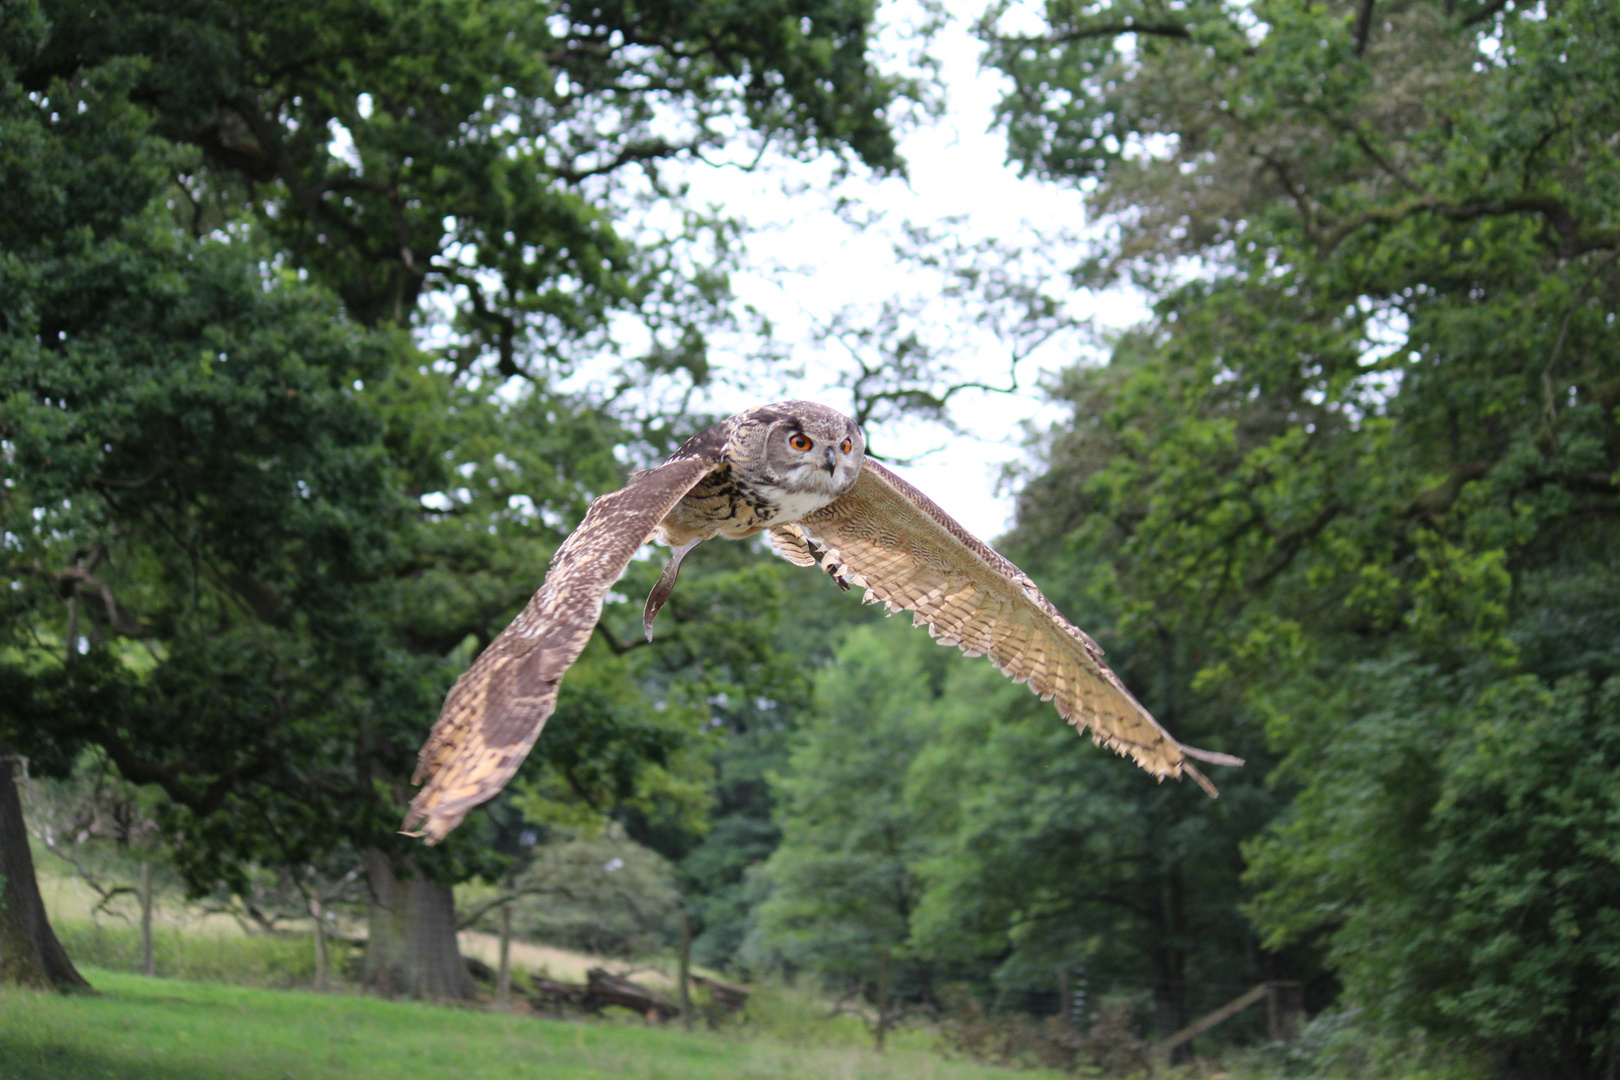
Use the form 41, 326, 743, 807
404, 401, 1241, 843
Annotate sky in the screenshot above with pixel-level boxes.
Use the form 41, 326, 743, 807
662, 2, 1151, 541
405, 1, 1151, 541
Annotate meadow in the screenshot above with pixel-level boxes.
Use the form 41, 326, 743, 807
6, 868, 1468, 1080
0, 970, 1064, 1080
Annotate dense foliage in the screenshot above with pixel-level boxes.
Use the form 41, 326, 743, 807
961, 0, 1619, 1073
0, 0, 906, 992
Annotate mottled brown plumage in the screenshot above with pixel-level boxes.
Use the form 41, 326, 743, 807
404, 454, 722, 841
404, 401, 1239, 844
784, 461, 1241, 790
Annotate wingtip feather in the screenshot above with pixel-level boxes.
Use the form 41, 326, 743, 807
1182, 761, 1220, 798
1182, 746, 1245, 767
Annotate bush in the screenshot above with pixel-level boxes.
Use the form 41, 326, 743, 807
1227, 1008, 1483, 1080
938, 987, 1151, 1076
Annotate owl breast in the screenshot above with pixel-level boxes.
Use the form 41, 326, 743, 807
750, 484, 838, 526
657, 465, 842, 544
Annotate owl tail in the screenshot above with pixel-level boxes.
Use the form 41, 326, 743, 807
644, 538, 703, 641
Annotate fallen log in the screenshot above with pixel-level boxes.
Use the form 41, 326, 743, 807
525, 975, 587, 1014
691, 973, 750, 1017
584, 967, 678, 1022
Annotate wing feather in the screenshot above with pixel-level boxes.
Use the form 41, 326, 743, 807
798, 461, 1242, 794
404, 456, 719, 842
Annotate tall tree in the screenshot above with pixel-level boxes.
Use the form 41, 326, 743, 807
753, 621, 941, 1045
981, 0, 1620, 1071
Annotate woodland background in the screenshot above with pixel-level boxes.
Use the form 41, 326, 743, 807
2, 0, 1618, 1078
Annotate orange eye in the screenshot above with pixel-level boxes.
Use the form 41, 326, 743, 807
789, 433, 813, 451
840, 438, 852, 453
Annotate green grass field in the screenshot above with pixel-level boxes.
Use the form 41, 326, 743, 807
0, 970, 1064, 1080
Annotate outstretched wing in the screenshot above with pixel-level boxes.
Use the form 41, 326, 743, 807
783, 461, 1242, 794
405, 456, 720, 843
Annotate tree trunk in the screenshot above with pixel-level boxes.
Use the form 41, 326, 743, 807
678, 910, 693, 1032
311, 896, 330, 991
874, 945, 892, 1053
362, 848, 469, 1000
496, 898, 512, 1011
0, 752, 90, 991
1151, 864, 1190, 1061
138, 861, 155, 976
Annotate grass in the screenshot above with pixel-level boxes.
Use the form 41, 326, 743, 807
51, 921, 323, 990
0, 969, 1064, 1080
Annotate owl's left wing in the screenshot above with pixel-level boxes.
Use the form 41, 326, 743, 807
404, 455, 720, 843
782, 461, 1242, 794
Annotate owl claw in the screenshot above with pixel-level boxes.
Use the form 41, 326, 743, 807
644, 538, 703, 640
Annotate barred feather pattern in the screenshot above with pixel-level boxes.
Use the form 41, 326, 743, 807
790, 461, 1241, 794
403, 456, 719, 843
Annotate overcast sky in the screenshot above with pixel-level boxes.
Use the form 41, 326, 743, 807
666, 2, 1151, 542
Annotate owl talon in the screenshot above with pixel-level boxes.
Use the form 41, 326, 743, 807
644, 538, 703, 641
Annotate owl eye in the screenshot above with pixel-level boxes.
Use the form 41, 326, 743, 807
788, 433, 813, 451
840, 438, 853, 454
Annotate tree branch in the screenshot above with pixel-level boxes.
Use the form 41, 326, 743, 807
1461, 0, 1512, 28
594, 619, 651, 655
45, 565, 145, 637
1352, 0, 1377, 57
551, 139, 689, 184
1324, 194, 1620, 255
1245, 502, 1343, 592
85, 724, 282, 818
1002, 19, 1194, 47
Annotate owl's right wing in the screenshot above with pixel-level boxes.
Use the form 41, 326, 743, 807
778, 460, 1242, 795
405, 455, 720, 843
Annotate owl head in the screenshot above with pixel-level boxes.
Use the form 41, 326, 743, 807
739, 401, 865, 496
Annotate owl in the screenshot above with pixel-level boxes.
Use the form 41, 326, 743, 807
404, 401, 1241, 842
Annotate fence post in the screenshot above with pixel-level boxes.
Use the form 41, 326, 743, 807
496, 899, 513, 1011
311, 896, 329, 990
139, 862, 154, 976
678, 910, 693, 1032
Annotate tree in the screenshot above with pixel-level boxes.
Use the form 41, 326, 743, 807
980, 0, 1620, 1070
2, 0, 912, 996
0, 750, 87, 990
753, 621, 942, 1048
656, 535, 879, 970
905, 661, 1277, 1042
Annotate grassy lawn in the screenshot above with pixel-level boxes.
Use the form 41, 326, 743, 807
0, 969, 1061, 1080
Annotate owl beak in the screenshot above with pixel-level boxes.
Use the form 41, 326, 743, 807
823, 447, 837, 475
